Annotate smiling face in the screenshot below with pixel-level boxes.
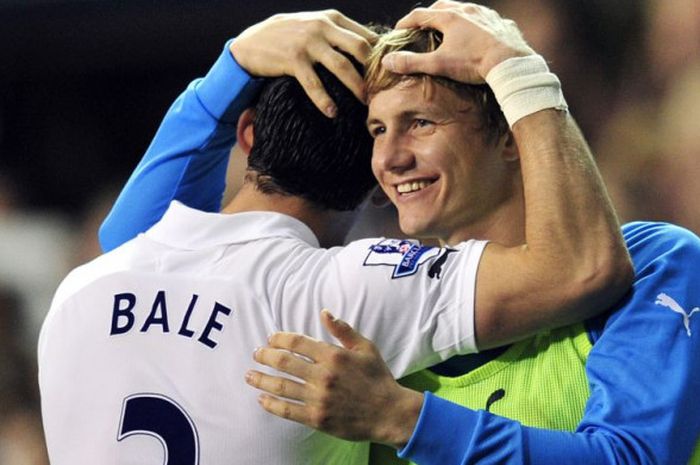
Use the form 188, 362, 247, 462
367, 79, 520, 244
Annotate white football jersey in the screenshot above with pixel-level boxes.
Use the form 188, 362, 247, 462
39, 201, 486, 465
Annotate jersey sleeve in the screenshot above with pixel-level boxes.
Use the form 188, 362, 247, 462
274, 238, 488, 378
98, 40, 265, 252
397, 222, 700, 465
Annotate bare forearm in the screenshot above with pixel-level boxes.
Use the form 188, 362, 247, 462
476, 108, 632, 348
514, 109, 632, 325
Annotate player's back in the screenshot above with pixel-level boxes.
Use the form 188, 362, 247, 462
38, 206, 368, 465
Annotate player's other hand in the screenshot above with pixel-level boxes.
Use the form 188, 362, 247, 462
230, 11, 377, 117
383, 0, 534, 83
245, 309, 422, 448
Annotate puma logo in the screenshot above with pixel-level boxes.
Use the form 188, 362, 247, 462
428, 248, 457, 279
655, 292, 699, 337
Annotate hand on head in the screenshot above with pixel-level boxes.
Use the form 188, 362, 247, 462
230, 11, 377, 117
382, 0, 534, 83
229, 3, 534, 118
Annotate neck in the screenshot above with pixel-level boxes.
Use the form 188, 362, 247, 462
221, 183, 354, 248
442, 180, 525, 247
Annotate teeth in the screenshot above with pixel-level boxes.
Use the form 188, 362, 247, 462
397, 180, 433, 194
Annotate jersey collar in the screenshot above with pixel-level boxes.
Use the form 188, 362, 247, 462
145, 201, 320, 249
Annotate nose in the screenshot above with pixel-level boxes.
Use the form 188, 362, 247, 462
372, 133, 415, 174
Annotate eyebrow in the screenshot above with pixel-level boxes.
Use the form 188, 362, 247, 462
366, 110, 435, 129
366, 117, 380, 128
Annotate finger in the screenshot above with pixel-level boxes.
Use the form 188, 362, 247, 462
430, 1, 482, 13
320, 309, 365, 350
267, 331, 337, 361
325, 10, 379, 43
257, 394, 311, 425
381, 50, 442, 76
294, 62, 338, 118
313, 45, 366, 103
394, 8, 443, 30
428, 0, 460, 10
254, 346, 315, 379
245, 370, 308, 402
321, 19, 373, 63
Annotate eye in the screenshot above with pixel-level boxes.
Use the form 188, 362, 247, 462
412, 119, 434, 130
368, 125, 386, 138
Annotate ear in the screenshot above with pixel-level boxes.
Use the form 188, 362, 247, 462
500, 131, 519, 162
236, 108, 256, 156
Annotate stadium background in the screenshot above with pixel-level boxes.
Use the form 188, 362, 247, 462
0, 0, 698, 461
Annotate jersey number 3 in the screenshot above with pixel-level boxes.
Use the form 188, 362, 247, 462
118, 393, 200, 465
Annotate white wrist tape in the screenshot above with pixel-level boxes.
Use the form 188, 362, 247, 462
485, 54, 568, 128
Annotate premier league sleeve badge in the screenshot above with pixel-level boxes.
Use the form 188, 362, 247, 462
363, 239, 441, 279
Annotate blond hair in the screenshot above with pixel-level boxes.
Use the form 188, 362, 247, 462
365, 28, 509, 143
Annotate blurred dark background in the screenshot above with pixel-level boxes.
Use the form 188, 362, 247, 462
1, 0, 699, 462
0, 0, 431, 216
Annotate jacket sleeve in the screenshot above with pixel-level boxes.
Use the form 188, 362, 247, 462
399, 222, 700, 465
99, 40, 264, 252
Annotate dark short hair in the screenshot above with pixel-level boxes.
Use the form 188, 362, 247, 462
247, 57, 376, 211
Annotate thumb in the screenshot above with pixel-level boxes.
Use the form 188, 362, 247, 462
381, 51, 441, 76
320, 309, 364, 350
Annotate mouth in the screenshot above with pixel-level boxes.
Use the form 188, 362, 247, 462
395, 178, 437, 195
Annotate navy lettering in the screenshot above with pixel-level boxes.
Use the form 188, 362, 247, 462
111, 293, 136, 335
119, 394, 199, 464
178, 294, 198, 338
140, 290, 170, 333
198, 303, 231, 349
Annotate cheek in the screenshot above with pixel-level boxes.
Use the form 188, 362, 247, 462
370, 147, 383, 180
418, 132, 454, 163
